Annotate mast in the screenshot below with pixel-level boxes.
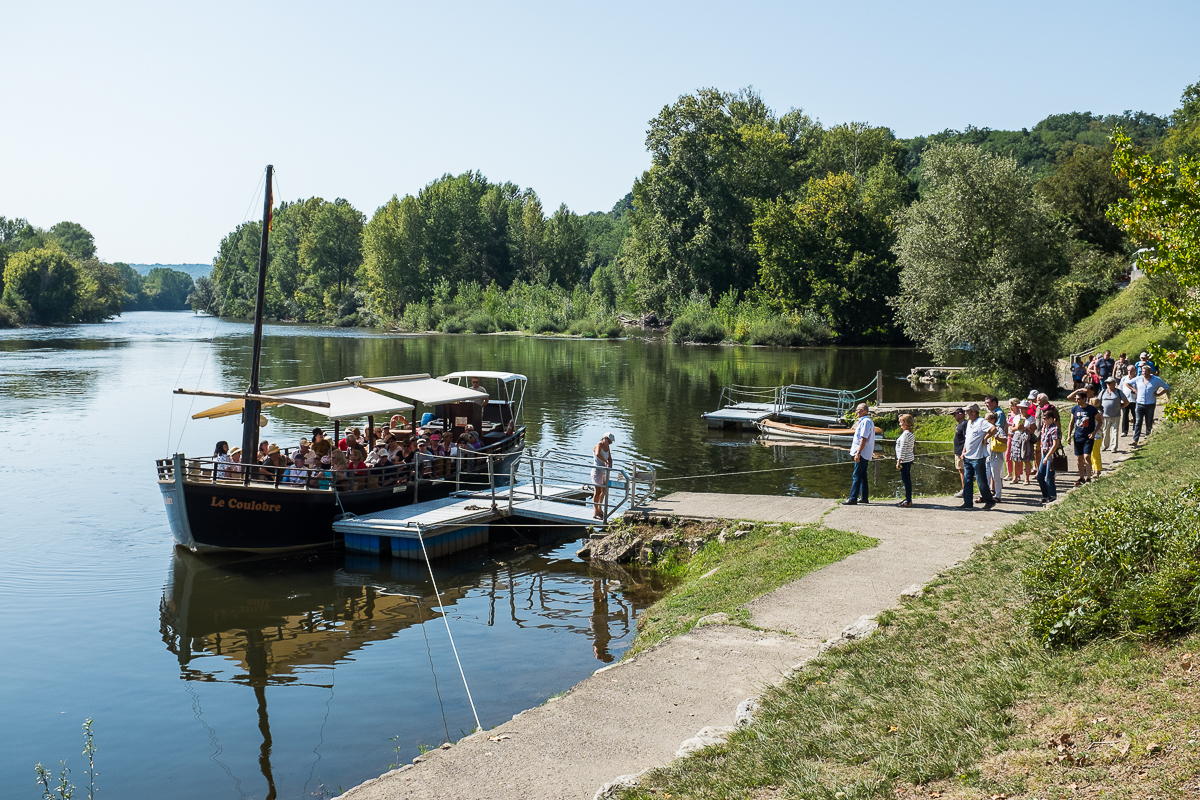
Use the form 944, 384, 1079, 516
242, 165, 274, 461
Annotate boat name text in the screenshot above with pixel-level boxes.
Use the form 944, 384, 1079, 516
210, 497, 282, 512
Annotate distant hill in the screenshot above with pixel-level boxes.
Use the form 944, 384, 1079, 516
127, 263, 210, 279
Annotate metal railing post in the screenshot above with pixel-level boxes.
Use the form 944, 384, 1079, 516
488, 455, 496, 508
508, 462, 516, 515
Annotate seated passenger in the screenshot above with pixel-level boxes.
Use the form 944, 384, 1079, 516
227, 447, 243, 478
330, 448, 349, 490
311, 428, 333, 468
284, 453, 308, 485
214, 441, 231, 478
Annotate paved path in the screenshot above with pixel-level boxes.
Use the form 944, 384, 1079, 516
344, 445, 1134, 800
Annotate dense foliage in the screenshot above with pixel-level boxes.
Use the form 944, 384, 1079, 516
1109, 111, 1200, 419
1024, 481, 1200, 647
891, 143, 1072, 388
0, 217, 163, 326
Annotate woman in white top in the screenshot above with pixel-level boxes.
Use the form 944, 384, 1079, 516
894, 414, 916, 507
214, 441, 231, 479
591, 433, 615, 519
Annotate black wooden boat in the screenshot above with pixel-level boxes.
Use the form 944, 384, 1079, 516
155, 166, 526, 554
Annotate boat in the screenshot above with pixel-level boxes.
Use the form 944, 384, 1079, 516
756, 418, 883, 446
155, 166, 527, 554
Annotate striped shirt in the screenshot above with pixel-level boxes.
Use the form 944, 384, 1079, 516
895, 430, 915, 464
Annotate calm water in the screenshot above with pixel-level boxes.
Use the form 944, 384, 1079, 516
0, 312, 965, 799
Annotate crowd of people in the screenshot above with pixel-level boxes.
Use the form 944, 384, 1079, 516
208, 415, 502, 491
844, 351, 1171, 509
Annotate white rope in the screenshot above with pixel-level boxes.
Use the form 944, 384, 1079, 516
417, 526, 481, 731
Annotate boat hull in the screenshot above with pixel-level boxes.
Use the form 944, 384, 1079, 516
160, 446, 525, 555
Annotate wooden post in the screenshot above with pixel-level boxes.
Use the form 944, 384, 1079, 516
367, 415, 375, 449
875, 370, 883, 406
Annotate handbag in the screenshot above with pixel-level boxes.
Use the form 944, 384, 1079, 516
989, 434, 1007, 453
1051, 444, 1069, 473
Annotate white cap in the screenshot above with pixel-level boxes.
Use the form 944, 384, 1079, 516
604, 431, 616, 442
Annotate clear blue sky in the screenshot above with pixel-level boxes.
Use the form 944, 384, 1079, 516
3, 0, 1197, 264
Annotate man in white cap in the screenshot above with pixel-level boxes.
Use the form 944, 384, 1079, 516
592, 432, 615, 519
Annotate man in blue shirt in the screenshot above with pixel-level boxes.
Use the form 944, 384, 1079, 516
1095, 350, 1115, 383
842, 403, 875, 505
1130, 364, 1170, 446
1135, 351, 1158, 375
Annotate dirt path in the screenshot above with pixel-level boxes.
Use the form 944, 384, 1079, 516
344, 446, 1132, 800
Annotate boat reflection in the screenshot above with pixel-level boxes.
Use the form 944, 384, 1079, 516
158, 540, 667, 798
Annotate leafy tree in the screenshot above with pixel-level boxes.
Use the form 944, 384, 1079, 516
210, 221, 262, 318
299, 198, 365, 315
1160, 78, 1200, 162
143, 267, 194, 309
624, 87, 819, 309
363, 193, 428, 321
754, 170, 901, 341
891, 143, 1071, 388
1038, 144, 1130, 253
188, 275, 221, 314
75, 258, 127, 321
1, 246, 81, 323
47, 221, 96, 261
1109, 127, 1200, 417
268, 198, 323, 319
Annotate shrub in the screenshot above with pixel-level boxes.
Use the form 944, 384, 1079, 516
0, 303, 19, 328
440, 316, 467, 334
566, 319, 597, 337
529, 318, 562, 334
464, 312, 496, 334
596, 319, 624, 338
668, 316, 726, 344
1023, 482, 1200, 647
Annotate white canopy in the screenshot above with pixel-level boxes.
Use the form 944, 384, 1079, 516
191, 373, 483, 422
362, 375, 487, 405
440, 371, 527, 383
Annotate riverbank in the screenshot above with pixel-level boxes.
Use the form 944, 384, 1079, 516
343, 456, 1076, 799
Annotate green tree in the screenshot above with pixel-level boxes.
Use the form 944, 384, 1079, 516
210, 221, 262, 317
75, 258, 128, 321
299, 198, 365, 315
891, 143, 1071, 388
1109, 127, 1200, 417
1161, 78, 1200, 162
268, 198, 322, 319
1, 246, 81, 323
624, 87, 819, 309
753, 170, 900, 341
143, 267, 194, 309
47, 221, 97, 261
363, 194, 428, 321
188, 275, 220, 314
1038, 144, 1129, 253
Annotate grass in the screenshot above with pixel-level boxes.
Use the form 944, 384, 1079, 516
621, 421, 1200, 800
878, 412, 958, 443
628, 521, 875, 655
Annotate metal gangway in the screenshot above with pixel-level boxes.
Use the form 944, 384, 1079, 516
702, 372, 882, 429
333, 450, 656, 559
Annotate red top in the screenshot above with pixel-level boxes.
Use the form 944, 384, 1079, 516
347, 459, 367, 475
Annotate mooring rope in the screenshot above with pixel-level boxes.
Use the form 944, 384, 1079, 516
656, 450, 957, 482
417, 526, 481, 731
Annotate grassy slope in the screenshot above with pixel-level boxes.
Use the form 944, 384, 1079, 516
623, 422, 1200, 800
628, 521, 875, 655
1063, 278, 1182, 357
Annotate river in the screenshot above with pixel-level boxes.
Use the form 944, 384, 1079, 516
0, 311, 966, 799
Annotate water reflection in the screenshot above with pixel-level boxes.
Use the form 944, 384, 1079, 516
159, 540, 667, 796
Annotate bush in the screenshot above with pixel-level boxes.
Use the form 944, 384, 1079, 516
465, 312, 496, 334
0, 303, 19, 328
566, 319, 597, 337
440, 316, 467, 334
1023, 482, 1200, 647
596, 319, 624, 338
529, 318, 562, 334
668, 317, 726, 344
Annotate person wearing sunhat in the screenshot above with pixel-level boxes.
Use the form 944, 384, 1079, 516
591, 432, 615, 520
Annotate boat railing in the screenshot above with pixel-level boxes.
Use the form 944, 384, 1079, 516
717, 384, 781, 410
507, 452, 656, 523
156, 442, 524, 499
